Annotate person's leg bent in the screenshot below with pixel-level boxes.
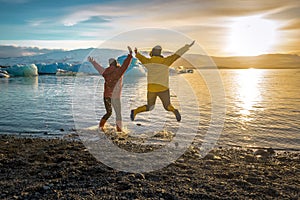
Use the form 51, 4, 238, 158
158, 89, 181, 122
147, 91, 157, 111
131, 91, 157, 121
100, 97, 112, 127
112, 98, 122, 131
158, 89, 172, 111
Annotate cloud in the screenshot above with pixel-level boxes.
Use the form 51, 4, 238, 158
61, 3, 130, 27
281, 20, 300, 30
264, 6, 300, 30
60, 0, 300, 29
42, 0, 299, 56
0, 0, 29, 3
0, 45, 63, 58
266, 6, 300, 20
1, 0, 300, 56
26, 19, 48, 27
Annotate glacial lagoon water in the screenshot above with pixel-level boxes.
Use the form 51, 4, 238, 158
0, 69, 299, 150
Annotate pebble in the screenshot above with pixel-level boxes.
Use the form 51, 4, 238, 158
254, 149, 267, 155
135, 173, 145, 180
177, 158, 185, 163
1, 135, 299, 199
204, 153, 221, 160
43, 185, 51, 190
204, 153, 215, 160
245, 154, 255, 162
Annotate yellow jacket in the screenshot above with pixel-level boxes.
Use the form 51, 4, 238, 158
136, 44, 190, 92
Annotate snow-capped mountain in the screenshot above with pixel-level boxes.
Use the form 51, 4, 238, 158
0, 48, 127, 66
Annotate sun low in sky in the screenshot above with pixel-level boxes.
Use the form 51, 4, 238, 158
0, 0, 299, 57
226, 16, 279, 56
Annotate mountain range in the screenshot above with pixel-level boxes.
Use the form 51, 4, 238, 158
0, 45, 299, 69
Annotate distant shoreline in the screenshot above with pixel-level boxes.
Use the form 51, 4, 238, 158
0, 47, 300, 70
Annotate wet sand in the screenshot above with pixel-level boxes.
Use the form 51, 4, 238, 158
0, 134, 299, 199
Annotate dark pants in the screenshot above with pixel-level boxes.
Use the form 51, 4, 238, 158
102, 97, 121, 121
133, 89, 180, 121
146, 89, 172, 111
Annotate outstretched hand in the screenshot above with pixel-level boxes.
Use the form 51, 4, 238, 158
87, 56, 95, 63
134, 47, 138, 54
188, 40, 195, 47
128, 46, 133, 55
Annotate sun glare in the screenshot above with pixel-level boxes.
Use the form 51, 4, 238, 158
236, 68, 264, 121
227, 16, 278, 56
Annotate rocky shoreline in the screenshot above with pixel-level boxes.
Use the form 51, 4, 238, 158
0, 134, 299, 199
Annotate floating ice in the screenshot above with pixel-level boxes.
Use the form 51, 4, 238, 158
117, 55, 146, 77
36, 63, 57, 74
6, 64, 38, 77
2, 54, 147, 77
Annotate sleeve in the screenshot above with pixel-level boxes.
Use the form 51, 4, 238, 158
119, 54, 133, 76
164, 44, 190, 66
90, 60, 105, 75
136, 52, 150, 64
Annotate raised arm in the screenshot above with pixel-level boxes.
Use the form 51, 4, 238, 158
88, 56, 105, 75
135, 47, 151, 64
118, 46, 133, 75
164, 40, 195, 66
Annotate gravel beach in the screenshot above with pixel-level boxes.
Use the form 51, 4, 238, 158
0, 134, 299, 199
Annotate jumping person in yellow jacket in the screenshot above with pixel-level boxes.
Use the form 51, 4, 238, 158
131, 41, 195, 122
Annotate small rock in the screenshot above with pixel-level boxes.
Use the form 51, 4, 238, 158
43, 185, 51, 190
116, 181, 132, 191
245, 154, 255, 162
175, 142, 179, 147
204, 153, 216, 160
135, 173, 145, 180
214, 155, 222, 160
254, 149, 273, 158
267, 147, 276, 155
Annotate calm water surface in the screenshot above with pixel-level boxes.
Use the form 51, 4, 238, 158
0, 69, 299, 150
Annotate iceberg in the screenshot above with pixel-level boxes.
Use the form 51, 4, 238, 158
37, 62, 89, 75
56, 69, 77, 76
6, 64, 38, 77
1, 54, 146, 77
117, 55, 146, 77
36, 63, 58, 74
0, 70, 9, 78
57, 63, 73, 71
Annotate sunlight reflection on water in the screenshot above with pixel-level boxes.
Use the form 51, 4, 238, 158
235, 68, 264, 122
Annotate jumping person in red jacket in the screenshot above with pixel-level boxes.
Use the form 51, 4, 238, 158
88, 46, 133, 132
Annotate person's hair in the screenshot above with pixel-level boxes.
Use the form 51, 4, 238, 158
110, 60, 118, 67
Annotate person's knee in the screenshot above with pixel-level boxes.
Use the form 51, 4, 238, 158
147, 105, 155, 111
105, 110, 112, 118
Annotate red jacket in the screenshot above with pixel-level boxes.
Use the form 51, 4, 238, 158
102, 54, 132, 98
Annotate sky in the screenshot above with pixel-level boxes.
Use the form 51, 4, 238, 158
0, 0, 299, 56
